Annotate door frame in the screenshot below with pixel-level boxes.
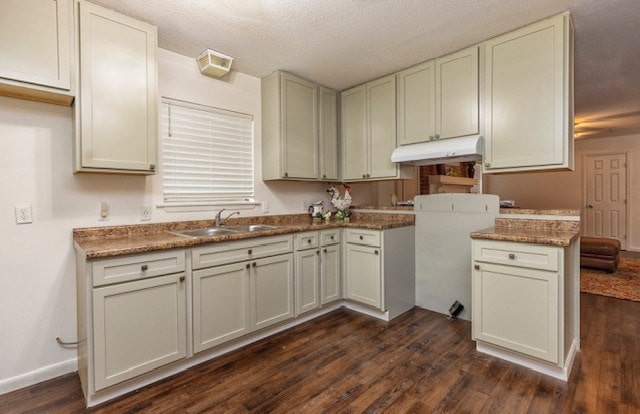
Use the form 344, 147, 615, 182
581, 151, 629, 250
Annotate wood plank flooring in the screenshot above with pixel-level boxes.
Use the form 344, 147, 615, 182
1, 293, 639, 413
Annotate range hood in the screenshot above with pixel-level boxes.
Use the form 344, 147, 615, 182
391, 135, 483, 166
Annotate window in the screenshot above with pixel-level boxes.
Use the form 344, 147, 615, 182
161, 99, 254, 205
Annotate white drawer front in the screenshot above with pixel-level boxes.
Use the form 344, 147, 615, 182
345, 229, 381, 247
295, 232, 320, 250
321, 229, 341, 246
473, 240, 559, 271
192, 235, 293, 270
92, 250, 186, 287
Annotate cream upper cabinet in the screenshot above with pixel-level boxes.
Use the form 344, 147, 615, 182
483, 13, 574, 173
75, 0, 158, 174
340, 84, 367, 180
0, 0, 74, 105
435, 46, 479, 139
262, 71, 339, 181
319, 87, 339, 180
341, 75, 412, 181
396, 61, 436, 145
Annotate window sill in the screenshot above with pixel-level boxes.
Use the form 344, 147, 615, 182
157, 201, 261, 213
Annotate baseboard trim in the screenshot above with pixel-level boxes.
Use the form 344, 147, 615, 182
0, 358, 77, 395
476, 339, 579, 381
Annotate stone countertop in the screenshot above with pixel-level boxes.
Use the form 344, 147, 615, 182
470, 226, 580, 247
499, 208, 581, 216
74, 213, 414, 259
351, 205, 414, 211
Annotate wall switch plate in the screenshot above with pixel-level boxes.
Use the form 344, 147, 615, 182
261, 201, 269, 214
302, 200, 309, 213
140, 205, 152, 221
15, 205, 33, 224
99, 202, 110, 221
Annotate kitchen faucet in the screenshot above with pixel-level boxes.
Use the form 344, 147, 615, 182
215, 209, 240, 226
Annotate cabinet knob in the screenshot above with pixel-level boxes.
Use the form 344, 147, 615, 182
485, 163, 491, 168
149, 164, 156, 171
322, 174, 327, 179
359, 235, 364, 240
248, 249, 252, 255
363, 174, 366, 178
508, 253, 516, 260
252, 262, 257, 267
366, 174, 370, 178
330, 235, 334, 240
307, 239, 312, 244
474, 264, 480, 270
179, 275, 185, 282
324, 249, 328, 253
374, 250, 379, 255
141, 264, 148, 271
284, 172, 288, 177
316, 250, 320, 255
435, 134, 440, 139
429, 135, 434, 140
246, 263, 250, 269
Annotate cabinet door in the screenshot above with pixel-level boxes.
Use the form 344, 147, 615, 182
252, 254, 294, 330
0, 0, 71, 91
484, 14, 569, 171
435, 46, 479, 139
321, 244, 341, 304
92, 274, 186, 391
78, 1, 157, 172
281, 72, 318, 179
396, 61, 435, 145
319, 86, 338, 180
345, 244, 381, 309
341, 85, 367, 180
295, 249, 320, 315
367, 75, 397, 179
193, 263, 251, 353
472, 263, 559, 363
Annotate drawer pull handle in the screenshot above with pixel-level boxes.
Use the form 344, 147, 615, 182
508, 253, 516, 259
252, 262, 257, 267
474, 264, 480, 270
141, 265, 148, 271
248, 249, 252, 255
179, 276, 185, 282
359, 236, 364, 240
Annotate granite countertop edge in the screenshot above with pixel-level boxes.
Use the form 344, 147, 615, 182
470, 227, 580, 247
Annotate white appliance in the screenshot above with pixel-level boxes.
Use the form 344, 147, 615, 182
414, 193, 499, 320
390, 135, 483, 165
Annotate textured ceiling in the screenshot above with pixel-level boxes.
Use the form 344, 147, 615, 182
90, 0, 640, 138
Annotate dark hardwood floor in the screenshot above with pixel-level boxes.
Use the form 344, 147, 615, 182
2, 293, 639, 413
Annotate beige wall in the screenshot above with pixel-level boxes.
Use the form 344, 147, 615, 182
485, 134, 640, 251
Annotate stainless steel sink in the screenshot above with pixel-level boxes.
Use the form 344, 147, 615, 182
169, 227, 240, 238
227, 224, 282, 232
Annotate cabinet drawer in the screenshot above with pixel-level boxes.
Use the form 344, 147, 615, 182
345, 229, 381, 247
92, 250, 186, 287
473, 240, 559, 271
295, 232, 319, 250
192, 235, 293, 270
321, 229, 341, 246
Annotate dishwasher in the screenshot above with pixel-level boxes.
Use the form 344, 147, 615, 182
414, 193, 500, 320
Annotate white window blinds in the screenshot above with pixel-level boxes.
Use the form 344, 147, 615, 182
161, 100, 254, 203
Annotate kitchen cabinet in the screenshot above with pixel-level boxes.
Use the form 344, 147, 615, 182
253, 254, 295, 330
193, 262, 251, 353
342, 75, 413, 181
343, 227, 415, 317
483, 12, 574, 173
396, 45, 478, 146
472, 238, 580, 372
77, 250, 188, 394
295, 232, 321, 315
0, 0, 74, 106
262, 71, 338, 181
320, 230, 341, 304
75, 0, 158, 174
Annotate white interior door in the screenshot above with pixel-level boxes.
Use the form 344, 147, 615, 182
584, 153, 627, 249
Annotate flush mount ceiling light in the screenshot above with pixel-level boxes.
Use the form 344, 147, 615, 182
196, 49, 234, 78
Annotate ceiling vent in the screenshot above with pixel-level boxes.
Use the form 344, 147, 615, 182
196, 49, 234, 78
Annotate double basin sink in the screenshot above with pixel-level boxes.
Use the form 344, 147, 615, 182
170, 224, 281, 238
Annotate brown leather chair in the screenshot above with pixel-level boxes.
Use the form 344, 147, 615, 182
580, 236, 621, 273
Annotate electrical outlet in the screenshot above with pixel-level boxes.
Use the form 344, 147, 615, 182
15, 205, 33, 224
261, 201, 269, 214
99, 202, 110, 221
140, 205, 152, 221
302, 200, 310, 213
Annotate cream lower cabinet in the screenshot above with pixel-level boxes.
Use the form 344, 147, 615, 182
295, 232, 321, 315
0, 0, 74, 105
321, 230, 342, 304
483, 13, 573, 173
345, 243, 381, 308
253, 254, 295, 329
75, 0, 158, 174
192, 262, 251, 353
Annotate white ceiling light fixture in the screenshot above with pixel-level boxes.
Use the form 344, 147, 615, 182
196, 49, 234, 78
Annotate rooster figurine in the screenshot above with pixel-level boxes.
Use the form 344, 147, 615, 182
327, 185, 352, 212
